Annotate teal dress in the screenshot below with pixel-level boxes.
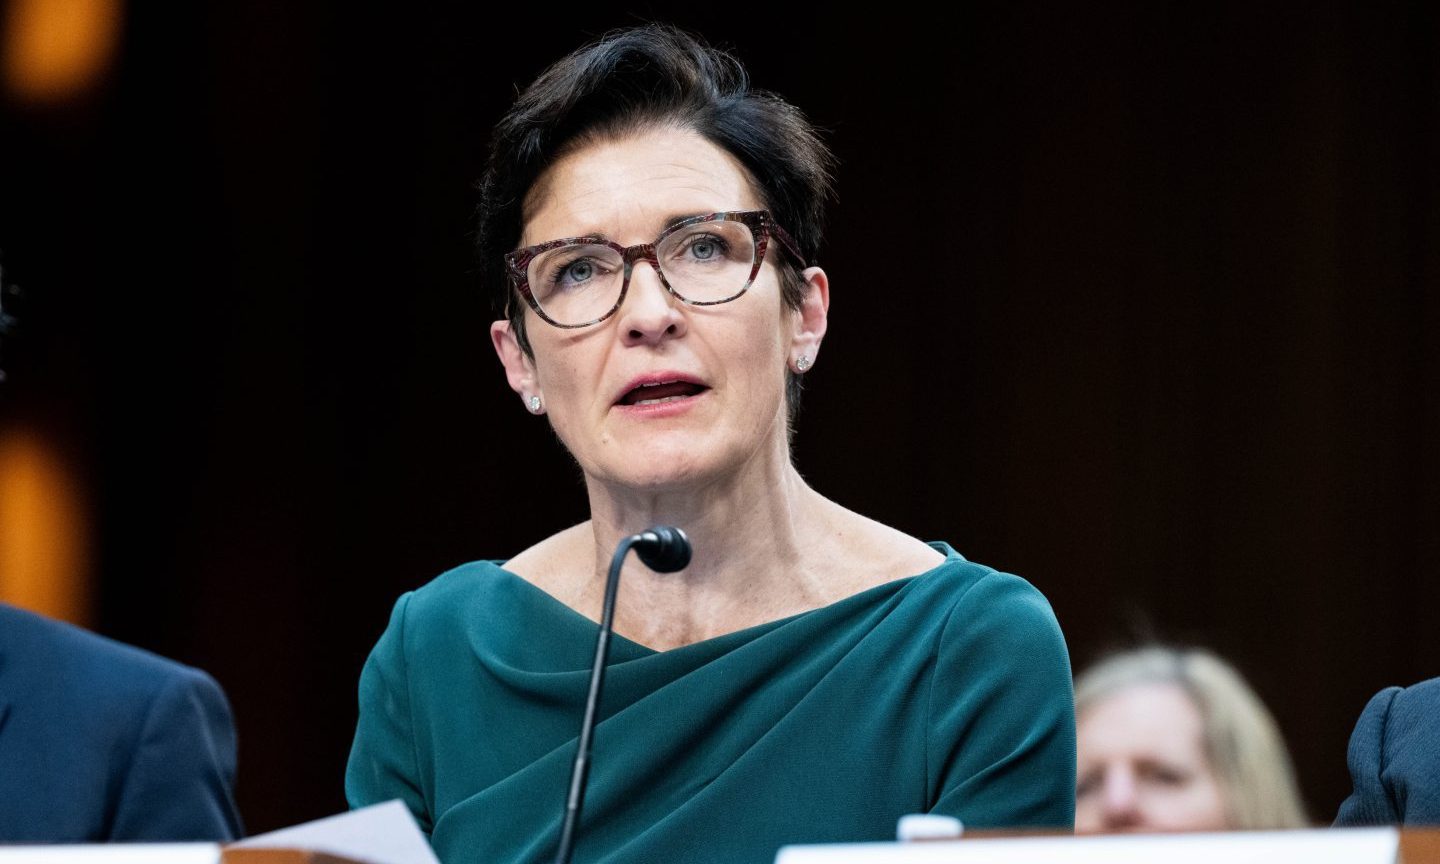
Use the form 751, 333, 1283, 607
346, 542, 1075, 863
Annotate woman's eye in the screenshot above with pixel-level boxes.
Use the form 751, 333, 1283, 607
549, 258, 597, 288
683, 234, 728, 261
1140, 764, 1191, 786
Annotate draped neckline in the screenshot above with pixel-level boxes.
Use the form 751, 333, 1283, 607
486, 541, 961, 655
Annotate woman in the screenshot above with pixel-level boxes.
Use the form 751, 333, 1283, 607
1074, 646, 1309, 833
347, 24, 1075, 863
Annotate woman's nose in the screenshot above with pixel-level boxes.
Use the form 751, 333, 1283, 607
617, 260, 686, 345
1100, 765, 1143, 830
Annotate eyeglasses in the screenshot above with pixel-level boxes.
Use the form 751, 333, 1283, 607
505, 210, 806, 329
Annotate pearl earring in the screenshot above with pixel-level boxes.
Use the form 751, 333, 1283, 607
796, 355, 812, 372
528, 395, 543, 414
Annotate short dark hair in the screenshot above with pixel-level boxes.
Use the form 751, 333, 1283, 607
475, 23, 837, 411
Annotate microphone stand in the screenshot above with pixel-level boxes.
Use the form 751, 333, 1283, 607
551, 528, 690, 864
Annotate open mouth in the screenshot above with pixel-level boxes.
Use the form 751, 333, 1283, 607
618, 381, 709, 407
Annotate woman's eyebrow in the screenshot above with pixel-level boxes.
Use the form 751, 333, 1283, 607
539, 213, 712, 245
662, 212, 708, 230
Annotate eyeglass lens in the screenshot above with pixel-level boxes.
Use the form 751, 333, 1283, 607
526, 219, 757, 326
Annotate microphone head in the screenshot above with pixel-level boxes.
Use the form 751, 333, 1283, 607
634, 526, 692, 573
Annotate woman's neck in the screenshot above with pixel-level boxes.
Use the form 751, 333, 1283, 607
579, 442, 840, 650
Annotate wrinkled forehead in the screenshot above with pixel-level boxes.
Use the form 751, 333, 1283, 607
519, 125, 767, 246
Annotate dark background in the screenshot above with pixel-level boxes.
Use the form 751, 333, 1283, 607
2, 2, 1436, 835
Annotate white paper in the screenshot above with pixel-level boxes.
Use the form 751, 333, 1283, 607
231, 799, 438, 864
775, 827, 1399, 864
0, 844, 219, 863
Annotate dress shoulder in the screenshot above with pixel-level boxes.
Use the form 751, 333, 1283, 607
404, 559, 512, 608
384, 560, 526, 643
917, 553, 1076, 830
911, 548, 1063, 636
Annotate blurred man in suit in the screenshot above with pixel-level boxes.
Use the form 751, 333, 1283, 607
0, 602, 243, 842
1335, 676, 1440, 826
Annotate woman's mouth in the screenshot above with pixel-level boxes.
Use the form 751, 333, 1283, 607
618, 381, 709, 406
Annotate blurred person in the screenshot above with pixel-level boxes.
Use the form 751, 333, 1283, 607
1335, 675, 1440, 826
1074, 645, 1308, 833
0, 602, 242, 842
346, 23, 1075, 864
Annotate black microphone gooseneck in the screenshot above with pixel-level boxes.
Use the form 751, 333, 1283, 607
552, 526, 692, 864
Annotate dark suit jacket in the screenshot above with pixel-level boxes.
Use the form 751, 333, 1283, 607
1335, 676, 1440, 826
0, 603, 243, 842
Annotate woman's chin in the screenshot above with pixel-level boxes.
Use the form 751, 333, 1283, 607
599, 460, 707, 494
588, 444, 734, 497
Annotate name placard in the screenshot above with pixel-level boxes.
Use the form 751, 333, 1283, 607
776, 827, 1400, 864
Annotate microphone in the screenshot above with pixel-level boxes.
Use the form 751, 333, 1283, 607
632, 525, 692, 573
552, 526, 692, 864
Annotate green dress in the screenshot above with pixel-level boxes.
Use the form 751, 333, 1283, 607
346, 542, 1075, 863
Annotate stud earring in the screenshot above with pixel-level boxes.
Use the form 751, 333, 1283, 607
527, 395, 543, 414
796, 355, 812, 372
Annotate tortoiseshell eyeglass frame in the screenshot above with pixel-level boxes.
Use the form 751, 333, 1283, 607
503, 210, 809, 329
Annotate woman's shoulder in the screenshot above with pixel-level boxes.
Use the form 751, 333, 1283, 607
909, 544, 1064, 640
368, 559, 579, 676
381, 560, 513, 637
409, 557, 510, 596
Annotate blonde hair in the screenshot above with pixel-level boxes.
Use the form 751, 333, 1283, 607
1074, 646, 1310, 829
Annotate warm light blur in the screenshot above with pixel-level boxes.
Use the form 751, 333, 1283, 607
2, 0, 123, 103
0, 426, 91, 626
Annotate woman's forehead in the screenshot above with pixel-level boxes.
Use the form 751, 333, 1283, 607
1078, 681, 1207, 757
520, 127, 764, 245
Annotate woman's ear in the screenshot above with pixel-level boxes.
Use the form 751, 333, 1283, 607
491, 319, 540, 406
788, 266, 829, 373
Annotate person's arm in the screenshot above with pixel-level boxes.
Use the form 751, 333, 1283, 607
346, 592, 433, 835
108, 666, 244, 841
1334, 687, 1402, 826
927, 571, 1076, 831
